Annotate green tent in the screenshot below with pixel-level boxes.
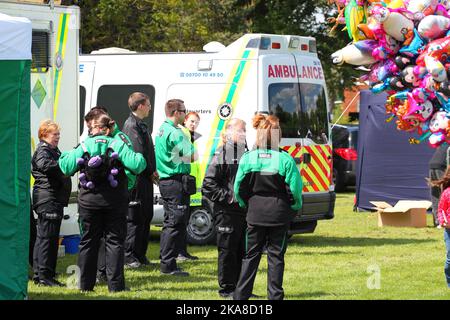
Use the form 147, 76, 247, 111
0, 13, 31, 300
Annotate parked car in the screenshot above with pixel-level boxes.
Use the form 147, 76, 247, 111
331, 124, 358, 192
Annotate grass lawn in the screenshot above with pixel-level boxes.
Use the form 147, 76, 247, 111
28, 191, 450, 300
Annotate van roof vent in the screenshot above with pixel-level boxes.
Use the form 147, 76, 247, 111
203, 41, 225, 53
90, 47, 136, 54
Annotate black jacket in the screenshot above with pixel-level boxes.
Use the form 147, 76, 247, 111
32, 141, 72, 208
202, 142, 247, 216
122, 113, 156, 183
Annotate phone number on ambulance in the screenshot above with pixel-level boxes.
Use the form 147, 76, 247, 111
179, 72, 224, 78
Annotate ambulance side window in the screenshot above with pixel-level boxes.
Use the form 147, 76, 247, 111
268, 83, 302, 138
268, 82, 328, 144
80, 85, 86, 134
97, 85, 155, 132
31, 30, 50, 72
299, 83, 328, 144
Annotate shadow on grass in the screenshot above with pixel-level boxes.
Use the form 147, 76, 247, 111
289, 235, 436, 247
285, 291, 329, 299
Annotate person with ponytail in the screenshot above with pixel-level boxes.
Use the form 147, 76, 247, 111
430, 166, 450, 287
202, 118, 248, 298
233, 114, 302, 300
59, 114, 146, 292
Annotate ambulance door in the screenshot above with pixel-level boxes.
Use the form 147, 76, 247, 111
263, 53, 332, 206
292, 53, 332, 195
78, 61, 96, 141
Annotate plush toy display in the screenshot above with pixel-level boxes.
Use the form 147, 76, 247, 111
329, 0, 450, 147
76, 151, 120, 189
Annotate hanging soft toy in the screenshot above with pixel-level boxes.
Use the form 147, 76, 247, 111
416, 35, 450, 65
331, 40, 378, 65
424, 55, 448, 82
407, 0, 439, 20
369, 5, 415, 44
76, 151, 121, 189
403, 93, 435, 121
418, 15, 450, 39
428, 111, 450, 146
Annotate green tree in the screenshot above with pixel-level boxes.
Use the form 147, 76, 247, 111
78, 0, 357, 103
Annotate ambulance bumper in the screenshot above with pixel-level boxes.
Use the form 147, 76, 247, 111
295, 191, 336, 222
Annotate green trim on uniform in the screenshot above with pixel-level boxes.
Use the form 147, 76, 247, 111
59, 134, 146, 177
234, 148, 303, 211
281, 232, 287, 253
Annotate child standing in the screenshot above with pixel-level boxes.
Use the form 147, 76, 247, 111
431, 167, 450, 287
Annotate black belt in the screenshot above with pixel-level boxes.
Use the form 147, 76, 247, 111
160, 174, 186, 181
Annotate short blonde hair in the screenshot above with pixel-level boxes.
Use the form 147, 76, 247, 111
38, 119, 60, 140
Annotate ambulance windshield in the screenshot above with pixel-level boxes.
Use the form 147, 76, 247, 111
269, 82, 328, 144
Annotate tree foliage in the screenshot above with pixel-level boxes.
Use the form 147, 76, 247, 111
78, 0, 357, 102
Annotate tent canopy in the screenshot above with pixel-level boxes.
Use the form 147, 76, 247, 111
0, 13, 31, 60
0, 12, 31, 300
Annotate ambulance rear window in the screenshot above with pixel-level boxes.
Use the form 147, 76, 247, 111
268, 82, 328, 144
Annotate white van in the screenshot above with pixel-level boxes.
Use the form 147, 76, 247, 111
0, 0, 81, 236
79, 33, 335, 244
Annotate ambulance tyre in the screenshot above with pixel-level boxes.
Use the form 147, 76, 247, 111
186, 206, 216, 245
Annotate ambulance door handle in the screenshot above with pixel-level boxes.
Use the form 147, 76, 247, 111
294, 158, 302, 164
303, 153, 311, 164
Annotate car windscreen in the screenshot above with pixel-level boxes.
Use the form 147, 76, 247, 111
269, 82, 328, 144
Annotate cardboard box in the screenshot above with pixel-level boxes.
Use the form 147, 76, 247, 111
370, 200, 432, 228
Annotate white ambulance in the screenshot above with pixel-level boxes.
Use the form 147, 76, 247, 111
79, 33, 336, 245
0, 0, 81, 235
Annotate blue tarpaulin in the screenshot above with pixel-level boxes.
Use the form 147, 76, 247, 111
355, 90, 434, 210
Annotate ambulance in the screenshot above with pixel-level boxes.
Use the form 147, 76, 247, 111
0, 0, 81, 235
79, 33, 336, 245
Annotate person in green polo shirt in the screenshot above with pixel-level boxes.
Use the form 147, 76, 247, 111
155, 98, 196, 276
59, 114, 146, 292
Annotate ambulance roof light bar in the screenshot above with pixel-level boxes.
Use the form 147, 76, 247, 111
246, 36, 282, 50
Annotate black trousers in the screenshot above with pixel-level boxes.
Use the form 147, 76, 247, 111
32, 202, 63, 281
97, 235, 106, 276
159, 178, 189, 273
125, 179, 154, 264
430, 168, 445, 226
29, 204, 37, 268
233, 223, 289, 300
215, 212, 246, 293
78, 206, 126, 292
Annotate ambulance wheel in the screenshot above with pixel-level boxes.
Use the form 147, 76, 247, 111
186, 206, 216, 245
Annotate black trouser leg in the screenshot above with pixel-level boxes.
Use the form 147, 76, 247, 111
97, 235, 106, 276
179, 207, 190, 256
430, 169, 445, 226
104, 210, 127, 292
125, 204, 143, 264
33, 203, 63, 281
233, 225, 266, 300
78, 208, 104, 291
139, 182, 153, 263
29, 205, 37, 268
216, 213, 246, 293
266, 224, 289, 300
159, 178, 189, 273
